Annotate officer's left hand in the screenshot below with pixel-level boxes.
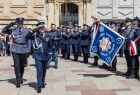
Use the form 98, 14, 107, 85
53, 37, 59, 40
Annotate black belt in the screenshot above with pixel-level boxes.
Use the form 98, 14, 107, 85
13, 42, 27, 45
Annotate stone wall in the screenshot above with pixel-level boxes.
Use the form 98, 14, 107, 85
0, 0, 45, 31
93, 0, 140, 19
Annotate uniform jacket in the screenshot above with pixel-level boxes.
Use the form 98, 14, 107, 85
49, 30, 61, 49
123, 26, 140, 51
80, 29, 91, 45
2, 24, 30, 54
62, 31, 71, 45
70, 31, 80, 45
26, 31, 52, 61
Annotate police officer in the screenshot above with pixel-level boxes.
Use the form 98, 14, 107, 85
71, 26, 80, 61
61, 26, 66, 58
80, 24, 91, 63
128, 17, 140, 79
2, 17, 30, 88
62, 27, 71, 59
109, 21, 117, 71
122, 18, 140, 79
123, 18, 133, 77
49, 24, 61, 69
26, 22, 52, 93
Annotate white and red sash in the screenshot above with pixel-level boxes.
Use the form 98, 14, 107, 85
129, 41, 137, 56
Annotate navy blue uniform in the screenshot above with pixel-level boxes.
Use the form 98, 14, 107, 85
27, 31, 52, 88
62, 31, 71, 59
80, 29, 91, 63
71, 31, 80, 61
49, 30, 61, 68
2, 21, 30, 87
123, 25, 140, 78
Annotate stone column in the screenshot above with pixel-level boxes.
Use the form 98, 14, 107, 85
54, 3, 60, 26
47, 2, 55, 29
112, 0, 118, 18
86, 2, 93, 25
83, 2, 86, 24
78, 3, 84, 26
27, 0, 33, 18
134, 0, 140, 17
92, 0, 97, 18
3, 0, 10, 18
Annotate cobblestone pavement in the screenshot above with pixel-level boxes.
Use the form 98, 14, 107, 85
0, 56, 140, 95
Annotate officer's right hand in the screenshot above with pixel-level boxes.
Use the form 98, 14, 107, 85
9, 22, 16, 26
32, 28, 38, 33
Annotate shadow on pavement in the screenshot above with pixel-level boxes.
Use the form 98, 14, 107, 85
30, 64, 36, 67
78, 70, 125, 78
78, 74, 113, 78
22, 82, 37, 90
0, 78, 27, 86
0, 78, 16, 85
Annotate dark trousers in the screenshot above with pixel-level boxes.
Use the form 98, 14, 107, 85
94, 56, 99, 64
52, 47, 58, 67
72, 44, 79, 61
65, 44, 70, 59
35, 59, 48, 88
6, 45, 11, 56
12, 52, 26, 84
119, 47, 124, 57
132, 55, 139, 77
81, 45, 89, 63
24, 54, 28, 65
61, 43, 65, 58
124, 50, 133, 75
111, 57, 117, 69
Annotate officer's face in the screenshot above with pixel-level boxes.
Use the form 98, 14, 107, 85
132, 21, 138, 26
67, 29, 71, 32
51, 25, 56, 30
62, 28, 66, 31
71, 28, 74, 32
125, 22, 132, 27
83, 26, 88, 30
39, 27, 45, 33
74, 27, 79, 31
17, 22, 23, 28
110, 24, 116, 29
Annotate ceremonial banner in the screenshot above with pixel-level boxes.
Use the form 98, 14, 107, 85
90, 22, 125, 66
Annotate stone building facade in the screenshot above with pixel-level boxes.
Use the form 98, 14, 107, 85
0, 0, 140, 30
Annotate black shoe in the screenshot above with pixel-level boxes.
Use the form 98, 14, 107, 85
126, 74, 135, 79
20, 78, 23, 84
16, 84, 20, 88
54, 66, 58, 69
83, 61, 88, 64
46, 66, 50, 69
24, 64, 28, 67
37, 87, 41, 93
119, 55, 123, 57
42, 84, 45, 88
109, 68, 116, 71
99, 64, 108, 69
66, 58, 70, 60
92, 63, 98, 66
135, 75, 140, 79
123, 72, 129, 76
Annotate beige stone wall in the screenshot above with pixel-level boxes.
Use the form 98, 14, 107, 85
0, 0, 93, 31
93, 0, 140, 19
0, 0, 46, 30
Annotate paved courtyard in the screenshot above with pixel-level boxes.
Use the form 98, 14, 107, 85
0, 56, 140, 95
